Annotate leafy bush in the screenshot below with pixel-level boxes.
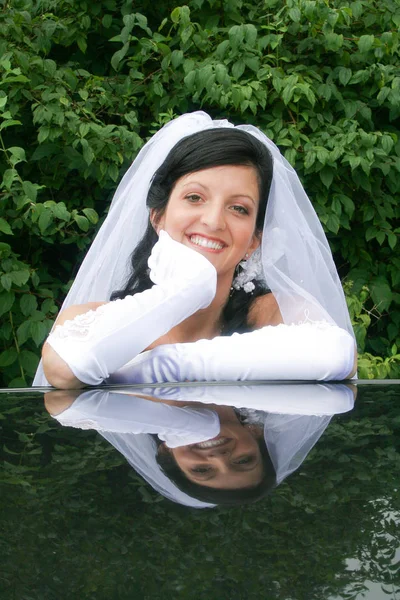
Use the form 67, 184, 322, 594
0, 0, 399, 385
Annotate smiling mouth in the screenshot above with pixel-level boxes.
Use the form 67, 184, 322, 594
192, 437, 232, 449
188, 234, 226, 251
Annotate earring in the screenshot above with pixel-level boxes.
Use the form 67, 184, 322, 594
231, 249, 263, 294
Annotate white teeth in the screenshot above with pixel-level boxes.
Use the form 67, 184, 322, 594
190, 235, 224, 250
195, 437, 230, 449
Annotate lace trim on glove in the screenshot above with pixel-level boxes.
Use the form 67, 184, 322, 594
49, 304, 110, 341
56, 417, 100, 430
56, 415, 136, 433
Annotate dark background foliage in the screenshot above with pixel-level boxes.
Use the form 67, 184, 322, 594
0, 0, 399, 385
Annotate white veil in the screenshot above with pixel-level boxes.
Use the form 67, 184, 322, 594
34, 111, 352, 386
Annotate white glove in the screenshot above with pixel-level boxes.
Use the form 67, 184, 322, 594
108, 322, 356, 384
46, 231, 217, 385
51, 389, 220, 448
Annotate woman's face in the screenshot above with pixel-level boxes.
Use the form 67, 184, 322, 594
153, 165, 261, 280
167, 419, 264, 489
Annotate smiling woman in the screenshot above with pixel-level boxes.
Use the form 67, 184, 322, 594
37, 111, 356, 396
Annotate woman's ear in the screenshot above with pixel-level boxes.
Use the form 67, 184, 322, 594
244, 424, 264, 440
150, 209, 166, 234
245, 232, 261, 259
157, 442, 172, 456
149, 208, 159, 233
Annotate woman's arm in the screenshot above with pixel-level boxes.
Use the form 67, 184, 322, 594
42, 232, 217, 388
109, 321, 356, 385
42, 302, 106, 388
248, 293, 357, 378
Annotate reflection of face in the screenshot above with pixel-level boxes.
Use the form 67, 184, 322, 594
154, 165, 261, 280
169, 418, 263, 489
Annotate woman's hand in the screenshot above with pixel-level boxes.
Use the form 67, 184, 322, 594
148, 230, 217, 309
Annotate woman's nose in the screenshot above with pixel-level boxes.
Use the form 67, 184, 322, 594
200, 202, 226, 231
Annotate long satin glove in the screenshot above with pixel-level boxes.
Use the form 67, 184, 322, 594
50, 389, 220, 448
108, 322, 356, 384
46, 231, 217, 385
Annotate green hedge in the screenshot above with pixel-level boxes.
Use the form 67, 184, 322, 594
0, 0, 399, 385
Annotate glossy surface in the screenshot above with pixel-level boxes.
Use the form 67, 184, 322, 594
1, 382, 399, 599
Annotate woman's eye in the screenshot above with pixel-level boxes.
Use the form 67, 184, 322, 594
234, 456, 254, 465
185, 194, 202, 203
231, 205, 249, 215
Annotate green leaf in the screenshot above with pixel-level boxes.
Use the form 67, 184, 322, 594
325, 214, 340, 234
17, 320, 32, 346
338, 68, 352, 86
358, 35, 374, 53
244, 56, 259, 72
38, 210, 52, 233
82, 141, 95, 166
10, 270, 30, 286
38, 126, 50, 143
171, 7, 181, 23
215, 64, 227, 84
53, 203, 70, 221
370, 277, 393, 312
30, 321, 48, 346
82, 208, 98, 224
0, 119, 22, 131
77, 36, 87, 54
215, 40, 229, 59
381, 135, 394, 154
320, 167, 333, 189
388, 232, 397, 250
8, 146, 26, 164
244, 24, 257, 46
184, 70, 196, 90
111, 43, 130, 71
22, 181, 38, 202
20, 349, 39, 375
304, 151, 316, 169
325, 33, 343, 51
282, 84, 295, 105
376, 231, 385, 245
0, 218, 13, 235
74, 215, 89, 232
171, 50, 183, 69
232, 59, 245, 79
0, 348, 18, 367
20, 294, 38, 316
2, 168, 18, 190
102, 14, 113, 28
1, 274, 12, 291
377, 87, 390, 104
338, 195, 355, 218
79, 123, 90, 137
0, 291, 15, 317
229, 25, 244, 51
288, 7, 301, 22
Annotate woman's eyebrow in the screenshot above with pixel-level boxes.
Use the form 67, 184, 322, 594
181, 182, 257, 204
181, 181, 208, 190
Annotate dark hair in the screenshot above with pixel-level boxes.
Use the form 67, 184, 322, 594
111, 128, 274, 334
154, 436, 276, 506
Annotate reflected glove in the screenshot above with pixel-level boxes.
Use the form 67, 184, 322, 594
109, 322, 355, 384
46, 231, 217, 385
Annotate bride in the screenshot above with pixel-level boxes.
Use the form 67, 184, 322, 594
36, 112, 357, 388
